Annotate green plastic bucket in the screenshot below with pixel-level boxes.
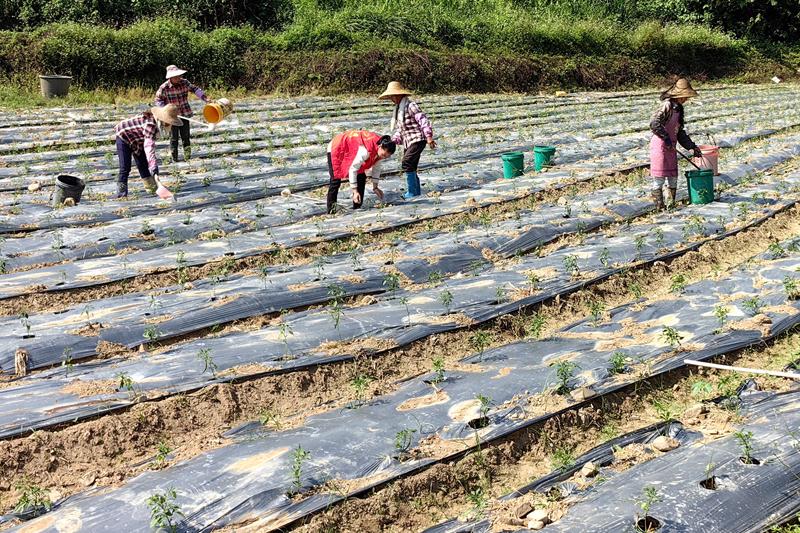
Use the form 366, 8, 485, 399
533, 145, 556, 171
501, 152, 525, 179
685, 169, 715, 205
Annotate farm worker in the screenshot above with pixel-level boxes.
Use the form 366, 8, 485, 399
113, 104, 183, 198
379, 81, 436, 199
155, 65, 209, 162
326, 130, 396, 214
649, 78, 702, 210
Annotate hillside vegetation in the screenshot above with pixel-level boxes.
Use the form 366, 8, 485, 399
0, 0, 799, 95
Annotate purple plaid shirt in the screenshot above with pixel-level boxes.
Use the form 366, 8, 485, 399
155, 78, 206, 117
391, 98, 433, 148
114, 112, 159, 171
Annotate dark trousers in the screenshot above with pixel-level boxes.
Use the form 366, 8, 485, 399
170, 120, 191, 152
326, 153, 366, 214
116, 137, 154, 196
401, 140, 426, 172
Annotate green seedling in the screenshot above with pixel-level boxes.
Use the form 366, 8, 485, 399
117, 372, 135, 394
349, 374, 372, 408
476, 393, 492, 420
784, 276, 800, 300
652, 227, 665, 248
143, 324, 161, 343
19, 311, 31, 337
563, 254, 579, 276
661, 325, 683, 347
196, 347, 217, 376
146, 487, 184, 533
741, 296, 763, 316
290, 445, 311, 494
691, 379, 713, 398
734, 429, 756, 464
636, 486, 661, 530
394, 428, 417, 455
61, 346, 74, 376
651, 398, 678, 423
259, 409, 282, 429
714, 304, 729, 326
599, 247, 611, 268
383, 272, 401, 296
439, 289, 454, 313
152, 440, 172, 469
526, 272, 540, 292
175, 250, 189, 284
431, 355, 446, 385
469, 331, 493, 362
701, 458, 718, 489
527, 313, 547, 338
550, 447, 575, 473
628, 282, 643, 299
427, 270, 443, 286
278, 310, 294, 354
589, 299, 605, 325
13, 478, 52, 516
466, 486, 489, 519
609, 351, 627, 375
554, 360, 579, 394
769, 242, 787, 259
670, 273, 688, 293
495, 285, 507, 303
634, 234, 646, 256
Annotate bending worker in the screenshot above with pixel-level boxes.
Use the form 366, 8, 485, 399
326, 130, 396, 214
113, 104, 183, 198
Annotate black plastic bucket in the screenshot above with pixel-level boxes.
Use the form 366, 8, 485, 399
52, 174, 85, 207
39, 75, 72, 98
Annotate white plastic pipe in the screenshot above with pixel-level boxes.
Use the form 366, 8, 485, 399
178, 115, 215, 131
684, 359, 800, 380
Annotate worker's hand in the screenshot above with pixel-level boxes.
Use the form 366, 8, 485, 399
427, 137, 437, 149
352, 190, 362, 205
373, 185, 384, 201
693, 147, 703, 158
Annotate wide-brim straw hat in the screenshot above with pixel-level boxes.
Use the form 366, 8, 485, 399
165, 64, 187, 79
379, 81, 413, 100
150, 104, 184, 126
660, 78, 698, 100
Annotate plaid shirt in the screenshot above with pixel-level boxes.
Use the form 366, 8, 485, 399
115, 113, 159, 170
155, 78, 206, 117
391, 99, 433, 148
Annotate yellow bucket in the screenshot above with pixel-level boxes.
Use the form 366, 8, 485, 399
203, 98, 234, 124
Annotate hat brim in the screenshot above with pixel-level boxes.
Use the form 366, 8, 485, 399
165, 69, 187, 79
661, 88, 698, 100
150, 107, 184, 126
379, 89, 413, 100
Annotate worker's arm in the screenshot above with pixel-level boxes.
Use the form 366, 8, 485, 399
408, 101, 433, 142
143, 123, 160, 174
348, 146, 369, 186
649, 101, 672, 146
676, 106, 700, 156
154, 83, 166, 107
367, 160, 384, 201
188, 81, 208, 103
391, 104, 402, 144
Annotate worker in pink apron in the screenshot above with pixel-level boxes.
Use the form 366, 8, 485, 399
649, 78, 702, 210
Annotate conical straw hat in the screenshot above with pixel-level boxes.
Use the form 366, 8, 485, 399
165, 65, 187, 79
150, 104, 184, 126
379, 81, 413, 100
660, 78, 698, 100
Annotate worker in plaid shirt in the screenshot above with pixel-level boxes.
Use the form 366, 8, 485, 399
113, 104, 183, 198
379, 81, 436, 199
155, 64, 209, 162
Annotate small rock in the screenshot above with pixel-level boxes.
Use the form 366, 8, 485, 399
48, 489, 62, 502
652, 435, 680, 452
506, 518, 526, 527
359, 295, 378, 306
527, 509, 550, 523
570, 386, 596, 402
138, 344, 146, 353
527, 520, 546, 531
81, 474, 97, 487
514, 502, 533, 519
27, 182, 41, 192
580, 460, 598, 478
63, 197, 75, 207
183, 282, 194, 290
684, 403, 709, 419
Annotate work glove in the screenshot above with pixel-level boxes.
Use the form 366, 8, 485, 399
426, 137, 437, 149
692, 147, 703, 158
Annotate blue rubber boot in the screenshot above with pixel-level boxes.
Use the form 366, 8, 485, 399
403, 172, 421, 199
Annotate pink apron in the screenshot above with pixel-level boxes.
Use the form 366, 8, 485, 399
649, 110, 680, 178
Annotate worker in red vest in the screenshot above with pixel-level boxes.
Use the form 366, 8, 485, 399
326, 130, 396, 214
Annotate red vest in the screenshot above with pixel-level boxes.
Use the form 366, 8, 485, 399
330, 130, 382, 180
